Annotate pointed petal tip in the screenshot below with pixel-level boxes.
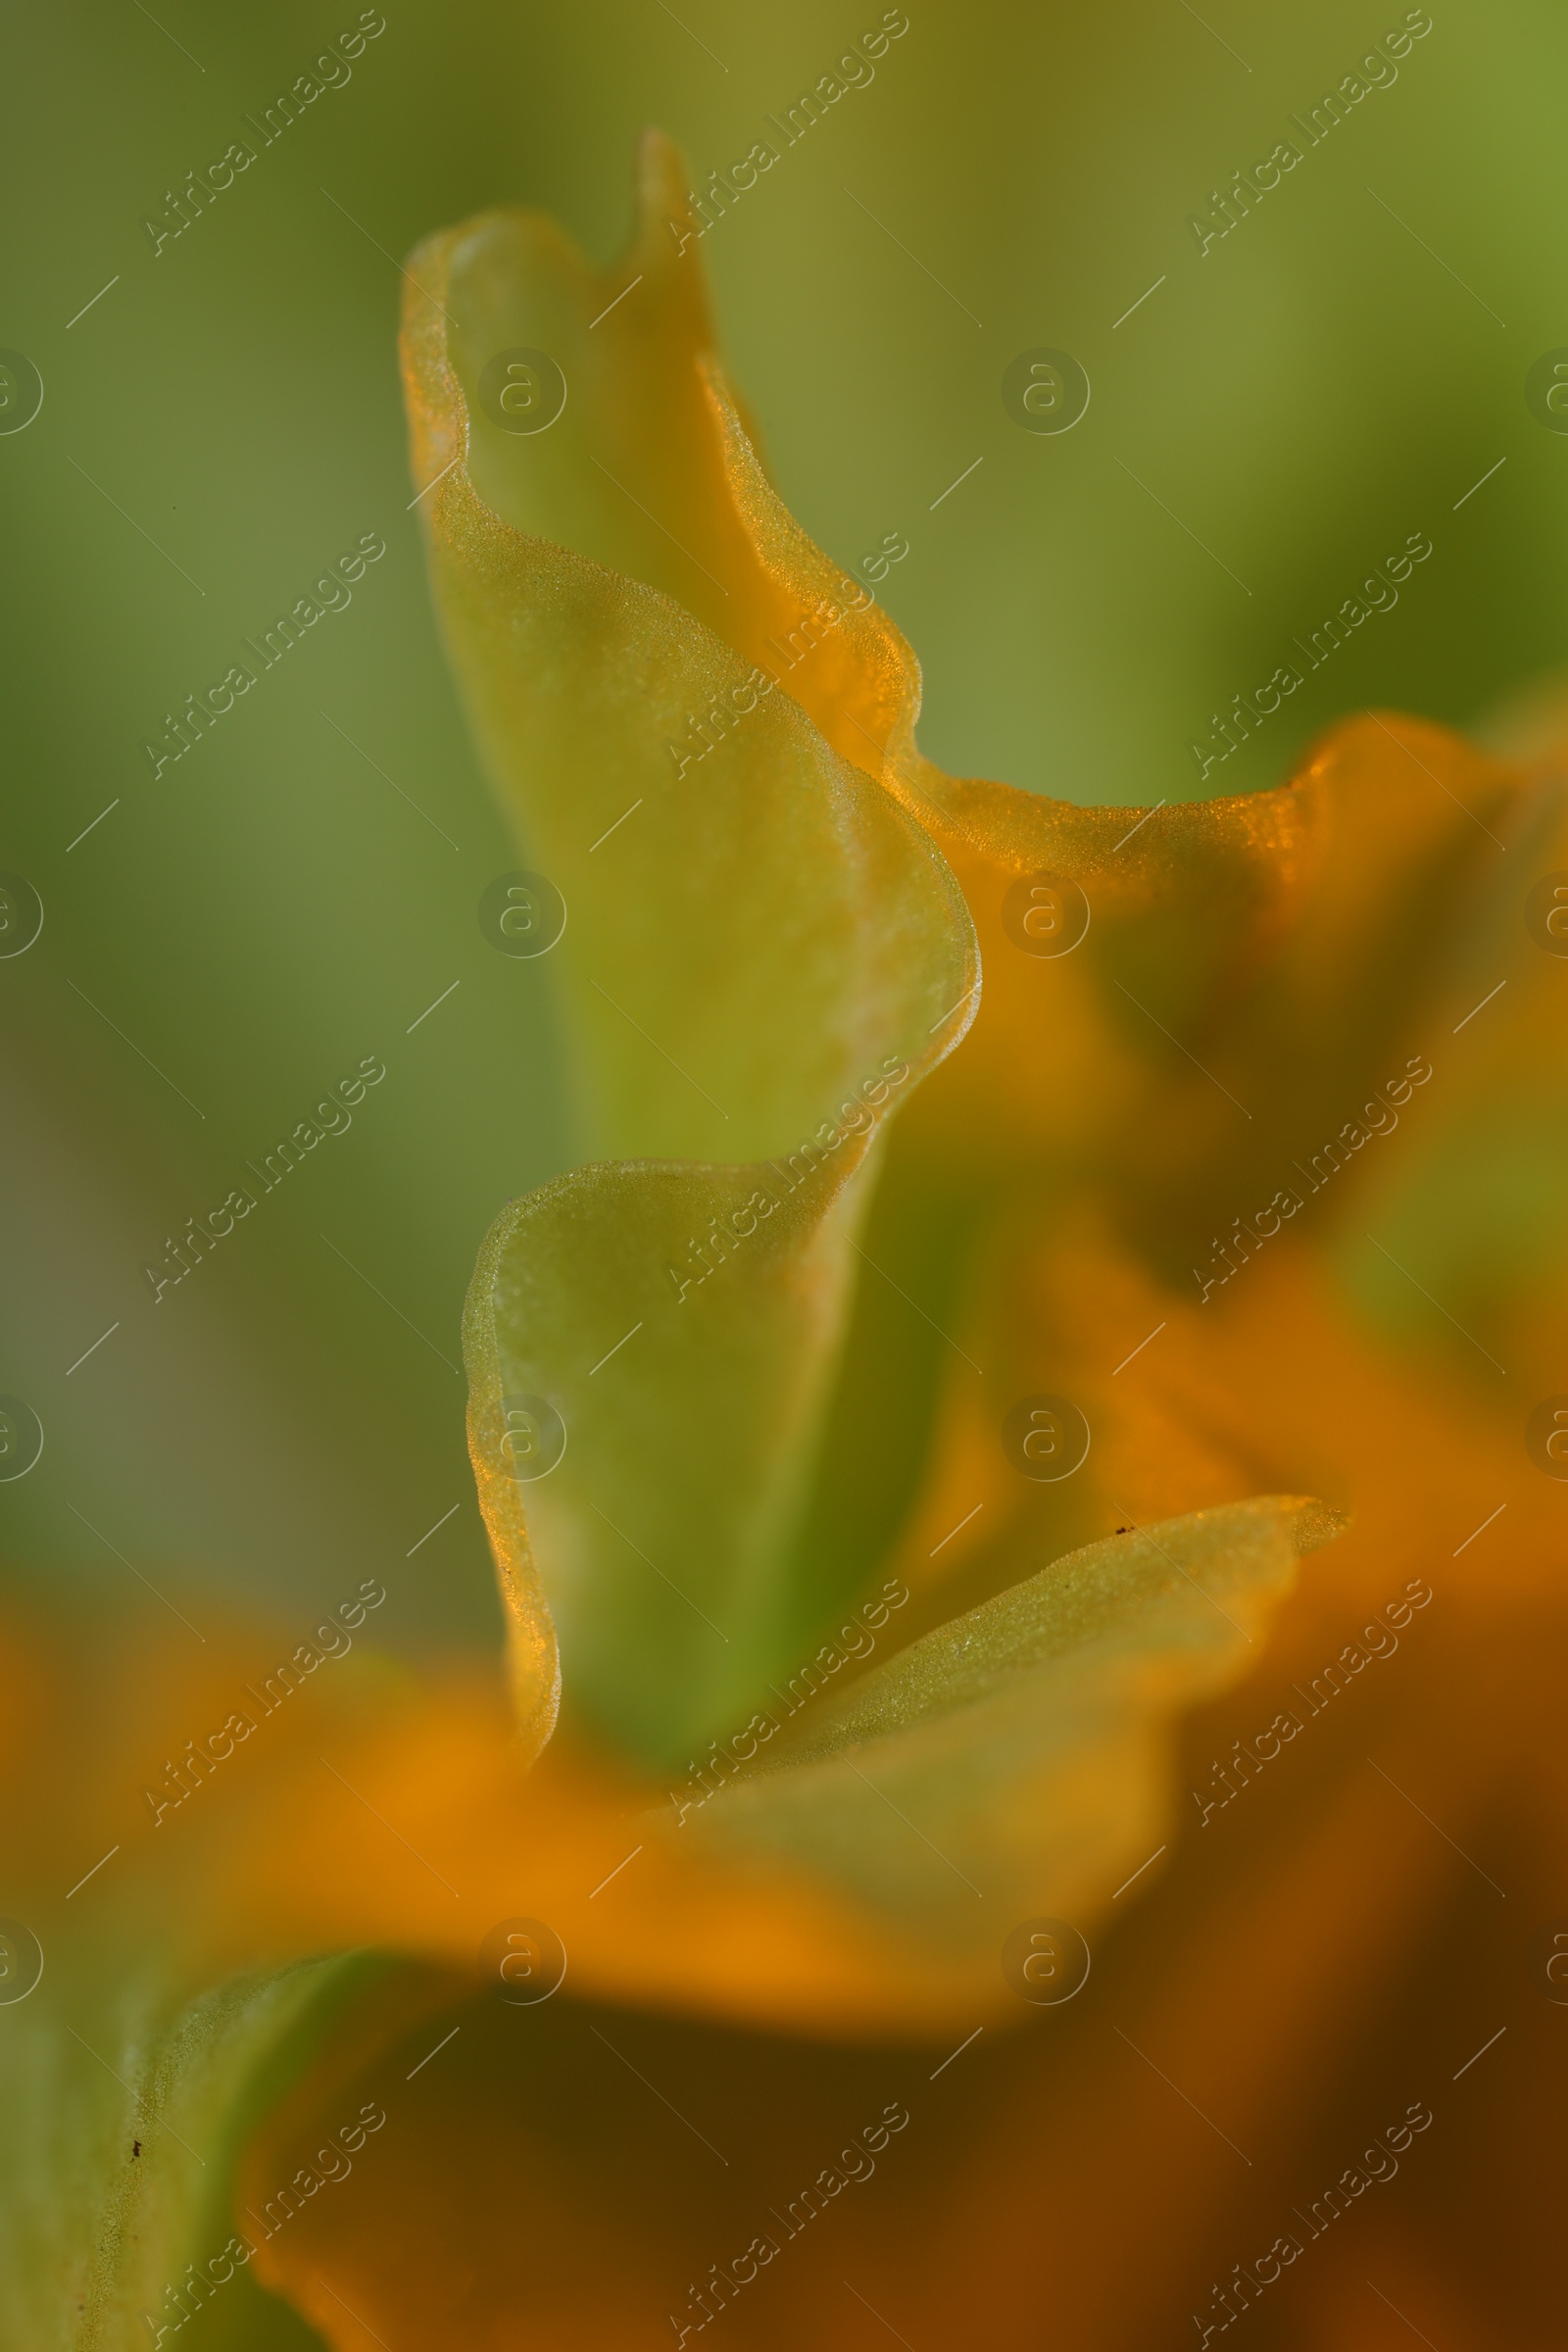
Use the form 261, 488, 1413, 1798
635, 126, 693, 234
1291, 1496, 1351, 1554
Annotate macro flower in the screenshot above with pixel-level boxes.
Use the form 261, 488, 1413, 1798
8, 129, 1565, 2352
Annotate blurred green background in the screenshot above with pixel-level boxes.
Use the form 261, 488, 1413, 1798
2, 0, 1564, 1653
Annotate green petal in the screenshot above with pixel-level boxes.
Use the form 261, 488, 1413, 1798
406, 132, 923, 778
469, 1129, 951, 1767
408, 143, 975, 1757
666, 1498, 1342, 1955
403, 141, 972, 1171
0, 1951, 365, 2352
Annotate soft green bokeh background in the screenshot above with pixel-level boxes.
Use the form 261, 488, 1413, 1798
1, 6, 1562, 2343
2, 0, 1563, 1653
